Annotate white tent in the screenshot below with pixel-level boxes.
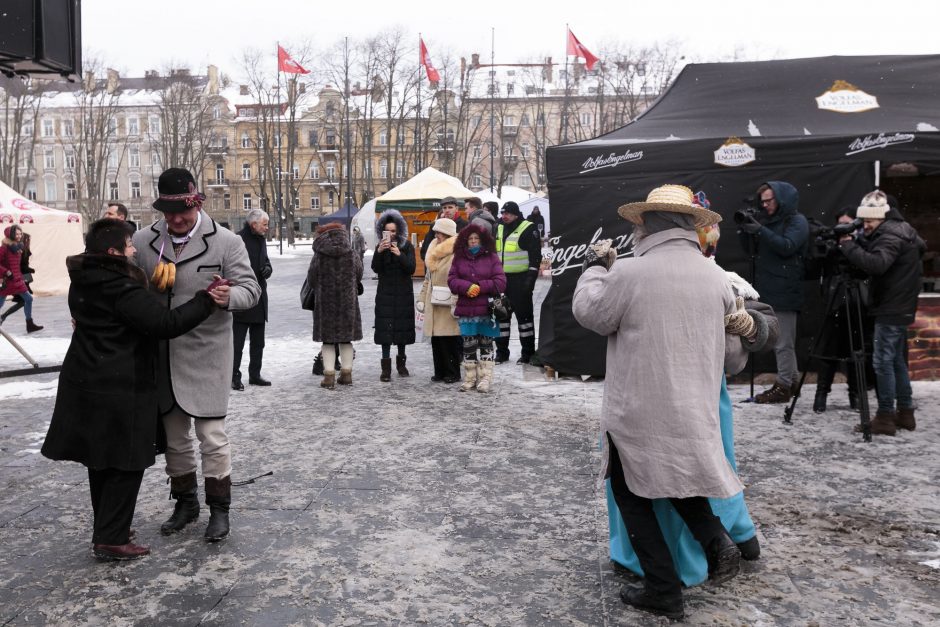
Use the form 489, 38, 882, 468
352, 199, 378, 250
0, 180, 84, 296
376, 167, 475, 203
474, 185, 538, 207
519, 195, 550, 237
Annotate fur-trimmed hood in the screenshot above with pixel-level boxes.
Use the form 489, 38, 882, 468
313, 223, 352, 257
454, 223, 495, 258
425, 235, 456, 272
375, 209, 408, 247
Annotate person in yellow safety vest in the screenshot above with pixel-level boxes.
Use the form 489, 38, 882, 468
494, 201, 543, 364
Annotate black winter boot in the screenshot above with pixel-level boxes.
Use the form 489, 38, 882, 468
160, 472, 200, 535
380, 358, 392, 382
813, 390, 828, 413
26, 318, 43, 333
705, 530, 741, 584
620, 584, 684, 620
204, 476, 231, 542
396, 355, 410, 377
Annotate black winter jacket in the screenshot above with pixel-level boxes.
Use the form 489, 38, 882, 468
42, 254, 215, 471
839, 219, 926, 324
373, 210, 417, 345
232, 224, 270, 324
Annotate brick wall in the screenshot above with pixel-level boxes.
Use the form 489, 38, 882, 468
909, 295, 940, 380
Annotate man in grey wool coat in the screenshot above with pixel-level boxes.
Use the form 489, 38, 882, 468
133, 168, 260, 542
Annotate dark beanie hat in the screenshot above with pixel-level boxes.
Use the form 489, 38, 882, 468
501, 201, 522, 217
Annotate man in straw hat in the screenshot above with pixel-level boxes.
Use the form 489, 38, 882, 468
573, 184, 745, 619
839, 189, 925, 435
133, 167, 260, 542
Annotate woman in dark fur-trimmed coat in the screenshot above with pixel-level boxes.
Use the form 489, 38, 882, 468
372, 209, 416, 382
307, 223, 363, 388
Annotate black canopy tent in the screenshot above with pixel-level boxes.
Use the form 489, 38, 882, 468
541, 55, 940, 376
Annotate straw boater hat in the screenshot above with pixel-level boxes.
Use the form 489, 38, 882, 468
618, 184, 721, 228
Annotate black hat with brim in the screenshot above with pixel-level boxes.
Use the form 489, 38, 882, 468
152, 167, 206, 213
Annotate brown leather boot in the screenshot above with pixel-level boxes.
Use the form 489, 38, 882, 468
896, 407, 916, 431
337, 369, 352, 385
320, 372, 335, 389
870, 410, 897, 436
755, 383, 791, 404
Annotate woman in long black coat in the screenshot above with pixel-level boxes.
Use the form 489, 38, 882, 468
41, 219, 218, 561
372, 209, 416, 382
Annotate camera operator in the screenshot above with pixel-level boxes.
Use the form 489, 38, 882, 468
838, 190, 926, 435
806, 208, 874, 413
738, 181, 809, 404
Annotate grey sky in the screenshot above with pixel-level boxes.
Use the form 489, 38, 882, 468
84, 0, 939, 78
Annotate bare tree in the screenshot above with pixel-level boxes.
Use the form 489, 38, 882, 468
0, 76, 44, 193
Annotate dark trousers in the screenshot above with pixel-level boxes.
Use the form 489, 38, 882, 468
606, 435, 725, 596
495, 273, 535, 359
88, 467, 145, 545
431, 336, 462, 379
233, 321, 265, 379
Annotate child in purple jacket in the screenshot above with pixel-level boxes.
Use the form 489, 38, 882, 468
447, 224, 506, 393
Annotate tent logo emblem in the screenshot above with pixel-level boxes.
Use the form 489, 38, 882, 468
579, 149, 644, 174
816, 80, 879, 113
846, 132, 915, 156
714, 137, 756, 167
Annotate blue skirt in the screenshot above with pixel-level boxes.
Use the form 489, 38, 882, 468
458, 315, 500, 338
605, 377, 756, 586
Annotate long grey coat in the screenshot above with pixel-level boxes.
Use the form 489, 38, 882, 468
573, 228, 742, 499
133, 213, 261, 418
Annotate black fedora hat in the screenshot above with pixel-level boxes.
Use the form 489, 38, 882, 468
152, 168, 206, 213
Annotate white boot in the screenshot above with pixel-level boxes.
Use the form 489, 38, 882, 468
476, 360, 494, 393
460, 361, 478, 392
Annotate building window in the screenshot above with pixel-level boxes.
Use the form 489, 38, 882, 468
503, 144, 513, 157
223, 194, 231, 210
506, 172, 514, 186
243, 193, 252, 210
66, 182, 77, 200
109, 182, 119, 200
520, 113, 530, 127
362, 161, 371, 177
293, 195, 300, 209
152, 151, 162, 170
581, 112, 592, 125
507, 83, 514, 95
62, 119, 74, 136
42, 119, 54, 137
521, 143, 530, 158
127, 117, 139, 135
108, 118, 117, 135
537, 112, 545, 127
22, 122, 33, 137
212, 106, 222, 120
342, 163, 348, 178
26, 187, 37, 201
473, 145, 482, 159
273, 134, 281, 148
149, 116, 161, 134
395, 162, 405, 179
216, 163, 224, 182
397, 132, 406, 146
380, 159, 388, 178
326, 162, 335, 179
242, 163, 250, 180
108, 150, 119, 169
311, 195, 320, 210
130, 180, 141, 198
504, 115, 515, 127
471, 115, 481, 129
519, 173, 531, 188
472, 174, 482, 188
241, 133, 251, 148
129, 146, 140, 168
43, 148, 55, 169
292, 164, 300, 179
65, 151, 76, 170
310, 163, 319, 179
328, 191, 334, 206
44, 179, 57, 201
308, 130, 318, 147
379, 130, 387, 146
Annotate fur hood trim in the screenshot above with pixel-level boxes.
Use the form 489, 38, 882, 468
375, 209, 408, 246
425, 236, 456, 272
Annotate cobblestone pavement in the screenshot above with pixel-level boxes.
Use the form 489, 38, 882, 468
1, 245, 938, 625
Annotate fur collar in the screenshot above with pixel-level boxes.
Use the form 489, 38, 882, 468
425, 236, 456, 271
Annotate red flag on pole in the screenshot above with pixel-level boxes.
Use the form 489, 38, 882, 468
278, 45, 310, 74
419, 38, 440, 83
566, 29, 599, 71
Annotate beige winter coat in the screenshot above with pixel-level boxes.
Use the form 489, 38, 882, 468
417, 236, 460, 337
133, 213, 260, 418
573, 228, 742, 499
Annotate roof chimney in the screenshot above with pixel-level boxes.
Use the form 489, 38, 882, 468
106, 69, 120, 93
239, 84, 249, 96
207, 65, 219, 95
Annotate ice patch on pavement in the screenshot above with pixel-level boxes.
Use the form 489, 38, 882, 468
0, 379, 59, 399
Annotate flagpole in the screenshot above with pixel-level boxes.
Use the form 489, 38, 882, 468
489, 27, 495, 191
276, 42, 284, 255
344, 36, 352, 225
416, 34, 422, 174
562, 25, 570, 145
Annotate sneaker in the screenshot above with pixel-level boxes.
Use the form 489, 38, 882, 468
755, 383, 792, 404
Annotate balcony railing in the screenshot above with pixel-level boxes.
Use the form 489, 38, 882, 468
206, 178, 230, 187
318, 143, 339, 152
502, 125, 518, 136
207, 144, 229, 155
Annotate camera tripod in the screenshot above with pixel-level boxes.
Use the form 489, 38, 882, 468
782, 274, 872, 442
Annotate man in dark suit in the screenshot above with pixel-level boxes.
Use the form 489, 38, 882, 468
232, 209, 273, 390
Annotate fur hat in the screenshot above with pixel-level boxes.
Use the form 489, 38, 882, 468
432, 218, 457, 237
856, 190, 890, 219
152, 168, 206, 213
500, 201, 523, 218
619, 184, 721, 228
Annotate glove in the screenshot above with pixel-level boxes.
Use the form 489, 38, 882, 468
524, 269, 538, 291
467, 284, 481, 297
260, 262, 273, 280
740, 217, 762, 235
724, 296, 756, 338
581, 239, 617, 272
415, 300, 425, 313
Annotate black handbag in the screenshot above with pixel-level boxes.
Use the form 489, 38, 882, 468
488, 293, 512, 322
300, 278, 316, 311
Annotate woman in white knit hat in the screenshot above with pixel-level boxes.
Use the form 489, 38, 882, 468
416, 218, 462, 383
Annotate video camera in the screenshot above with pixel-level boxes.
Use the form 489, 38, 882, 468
807, 217, 862, 259
733, 196, 760, 225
